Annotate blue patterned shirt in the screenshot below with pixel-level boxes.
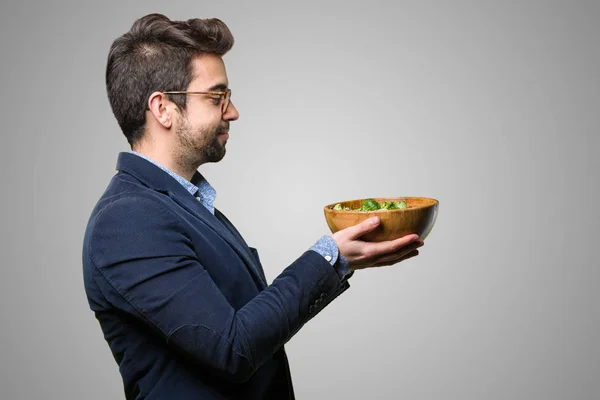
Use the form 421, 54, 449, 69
130, 152, 352, 280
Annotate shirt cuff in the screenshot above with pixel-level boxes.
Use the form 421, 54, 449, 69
310, 235, 353, 281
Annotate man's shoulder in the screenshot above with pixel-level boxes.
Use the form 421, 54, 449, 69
82, 172, 185, 266
87, 172, 178, 231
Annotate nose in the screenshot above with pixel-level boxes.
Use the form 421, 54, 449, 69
223, 101, 239, 121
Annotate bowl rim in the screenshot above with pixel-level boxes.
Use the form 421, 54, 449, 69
324, 197, 439, 213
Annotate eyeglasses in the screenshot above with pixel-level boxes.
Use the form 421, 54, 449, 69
162, 88, 232, 114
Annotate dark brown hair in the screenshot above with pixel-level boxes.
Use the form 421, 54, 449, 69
105, 13, 234, 145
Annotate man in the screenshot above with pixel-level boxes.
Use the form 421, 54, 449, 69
82, 13, 423, 399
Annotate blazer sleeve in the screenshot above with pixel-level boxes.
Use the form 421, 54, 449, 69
89, 195, 350, 383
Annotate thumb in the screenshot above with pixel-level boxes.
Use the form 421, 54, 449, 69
346, 216, 380, 240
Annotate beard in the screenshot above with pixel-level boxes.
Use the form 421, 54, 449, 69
174, 114, 227, 167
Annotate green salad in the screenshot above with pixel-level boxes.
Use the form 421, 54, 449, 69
333, 198, 407, 211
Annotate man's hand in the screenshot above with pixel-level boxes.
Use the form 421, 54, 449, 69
332, 216, 424, 270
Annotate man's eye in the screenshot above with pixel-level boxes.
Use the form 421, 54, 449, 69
210, 96, 222, 104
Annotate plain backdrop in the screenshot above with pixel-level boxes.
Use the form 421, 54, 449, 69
1, 1, 599, 399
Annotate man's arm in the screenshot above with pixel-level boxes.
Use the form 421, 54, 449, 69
89, 195, 349, 383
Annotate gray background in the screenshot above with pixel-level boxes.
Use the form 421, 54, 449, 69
1, 0, 598, 399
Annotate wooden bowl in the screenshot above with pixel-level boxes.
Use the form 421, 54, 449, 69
323, 197, 439, 242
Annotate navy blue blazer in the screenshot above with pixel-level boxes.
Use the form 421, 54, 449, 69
82, 153, 351, 399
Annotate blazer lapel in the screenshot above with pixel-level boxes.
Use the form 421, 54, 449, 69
214, 209, 268, 285
167, 191, 268, 290
116, 152, 267, 291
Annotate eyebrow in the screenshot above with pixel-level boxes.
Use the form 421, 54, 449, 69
207, 83, 228, 91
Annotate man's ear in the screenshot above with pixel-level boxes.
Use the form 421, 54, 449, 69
147, 92, 175, 129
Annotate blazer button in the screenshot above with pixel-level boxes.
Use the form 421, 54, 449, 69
320, 293, 327, 301
309, 305, 315, 314
315, 298, 322, 306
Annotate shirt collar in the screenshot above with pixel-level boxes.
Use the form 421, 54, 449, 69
128, 152, 217, 215
130, 151, 200, 195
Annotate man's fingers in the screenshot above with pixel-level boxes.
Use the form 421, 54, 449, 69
365, 234, 421, 257
350, 240, 423, 270
335, 221, 423, 269
374, 241, 423, 264
372, 249, 419, 268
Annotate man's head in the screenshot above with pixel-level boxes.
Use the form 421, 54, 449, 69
106, 13, 239, 167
